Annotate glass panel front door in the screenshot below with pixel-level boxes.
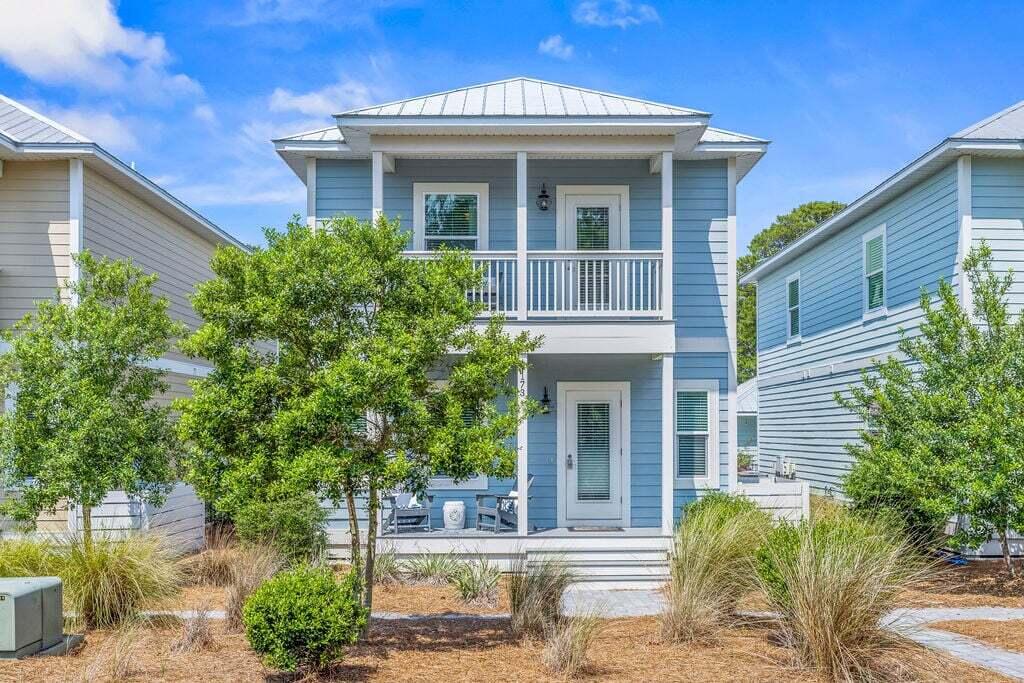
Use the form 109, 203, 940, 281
564, 388, 624, 523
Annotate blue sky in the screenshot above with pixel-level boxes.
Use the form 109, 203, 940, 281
1, 1, 1021, 251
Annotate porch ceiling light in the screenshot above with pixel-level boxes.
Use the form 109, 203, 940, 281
536, 183, 551, 211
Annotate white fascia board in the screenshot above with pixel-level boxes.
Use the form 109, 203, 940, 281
335, 114, 709, 131
368, 134, 677, 157
3, 140, 247, 251
490, 320, 676, 354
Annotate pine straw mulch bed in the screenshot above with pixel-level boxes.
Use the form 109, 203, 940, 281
930, 619, 1024, 654
897, 559, 1024, 608
0, 615, 1008, 683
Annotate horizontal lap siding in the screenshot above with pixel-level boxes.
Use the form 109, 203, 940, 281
972, 157, 1024, 314
316, 159, 371, 221
83, 169, 218, 363
756, 163, 959, 493
0, 161, 70, 326
674, 160, 728, 338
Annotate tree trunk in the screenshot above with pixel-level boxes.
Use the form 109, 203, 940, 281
361, 481, 379, 636
81, 501, 93, 552
999, 529, 1016, 578
344, 487, 362, 574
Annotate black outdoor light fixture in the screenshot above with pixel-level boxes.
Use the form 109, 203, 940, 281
536, 183, 551, 211
540, 386, 552, 413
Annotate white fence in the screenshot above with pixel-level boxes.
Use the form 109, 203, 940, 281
0, 482, 205, 552
527, 250, 663, 317
737, 478, 810, 523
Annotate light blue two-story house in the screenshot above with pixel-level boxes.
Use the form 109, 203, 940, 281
273, 78, 794, 583
741, 100, 1024, 496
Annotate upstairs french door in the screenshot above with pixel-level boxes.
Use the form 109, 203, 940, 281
565, 194, 622, 309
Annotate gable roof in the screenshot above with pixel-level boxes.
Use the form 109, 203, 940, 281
0, 94, 244, 250
338, 77, 708, 118
741, 99, 1024, 285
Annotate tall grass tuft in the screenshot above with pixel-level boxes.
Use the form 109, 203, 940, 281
507, 554, 575, 638
171, 607, 214, 653
451, 556, 502, 605
542, 611, 602, 678
225, 543, 285, 631
404, 552, 460, 585
372, 544, 402, 585
661, 493, 772, 643
758, 508, 934, 682
180, 524, 238, 586
0, 537, 55, 576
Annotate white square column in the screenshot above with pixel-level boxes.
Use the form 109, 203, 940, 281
516, 355, 529, 535
661, 150, 674, 318
661, 353, 675, 534
305, 157, 317, 230
371, 151, 384, 221
516, 151, 528, 320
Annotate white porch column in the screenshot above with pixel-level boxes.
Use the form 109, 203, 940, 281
956, 155, 974, 314
516, 151, 528, 320
661, 150, 674, 319
661, 354, 675, 534
305, 157, 317, 230
516, 355, 529, 535
726, 157, 739, 491
68, 159, 84, 305
371, 151, 384, 221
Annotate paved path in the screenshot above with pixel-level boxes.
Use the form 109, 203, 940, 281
151, 598, 1024, 680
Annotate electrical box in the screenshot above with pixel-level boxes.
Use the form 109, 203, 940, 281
0, 577, 63, 658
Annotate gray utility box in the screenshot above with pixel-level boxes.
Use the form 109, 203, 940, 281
0, 577, 63, 658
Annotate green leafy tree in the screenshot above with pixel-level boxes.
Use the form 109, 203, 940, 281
0, 252, 183, 547
176, 216, 539, 622
837, 245, 1024, 575
738, 201, 846, 382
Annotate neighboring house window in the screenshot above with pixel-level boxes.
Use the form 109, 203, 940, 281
413, 183, 489, 251
674, 380, 719, 486
862, 225, 886, 316
786, 272, 800, 340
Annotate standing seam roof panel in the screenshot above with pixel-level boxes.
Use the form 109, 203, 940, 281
522, 80, 545, 115
484, 83, 506, 115
462, 87, 486, 115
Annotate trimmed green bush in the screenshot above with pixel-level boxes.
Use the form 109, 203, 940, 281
243, 565, 367, 672
234, 494, 327, 564
755, 522, 800, 607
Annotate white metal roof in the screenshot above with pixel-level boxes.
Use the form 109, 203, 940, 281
0, 93, 244, 250
0, 94, 89, 144
338, 77, 709, 118
741, 100, 1024, 285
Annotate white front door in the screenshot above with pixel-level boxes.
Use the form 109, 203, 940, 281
559, 383, 630, 526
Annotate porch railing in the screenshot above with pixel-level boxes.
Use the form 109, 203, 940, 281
406, 251, 518, 316
527, 250, 663, 317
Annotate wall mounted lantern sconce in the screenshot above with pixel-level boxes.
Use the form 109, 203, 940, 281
540, 385, 553, 414
536, 183, 551, 211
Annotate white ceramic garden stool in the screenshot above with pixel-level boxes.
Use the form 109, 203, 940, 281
442, 500, 466, 530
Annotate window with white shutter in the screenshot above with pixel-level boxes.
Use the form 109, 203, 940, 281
863, 226, 886, 315
786, 273, 800, 340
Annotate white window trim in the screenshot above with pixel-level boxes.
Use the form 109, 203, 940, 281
412, 182, 489, 251
673, 379, 720, 489
427, 379, 488, 490
862, 224, 887, 320
555, 185, 630, 250
786, 271, 801, 343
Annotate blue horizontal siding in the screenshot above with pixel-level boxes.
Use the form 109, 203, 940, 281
972, 157, 1024, 314
316, 159, 370, 221
674, 160, 728, 338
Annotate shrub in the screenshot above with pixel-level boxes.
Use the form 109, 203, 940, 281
661, 493, 771, 643
542, 612, 601, 678
0, 537, 55, 576
404, 552, 459, 585
243, 565, 367, 673
225, 543, 285, 630
171, 608, 214, 653
372, 544, 402, 585
234, 494, 327, 564
758, 508, 933, 681
507, 555, 574, 638
57, 534, 182, 629
180, 524, 238, 586
755, 522, 800, 607
451, 556, 501, 605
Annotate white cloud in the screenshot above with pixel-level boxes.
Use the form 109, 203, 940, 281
269, 79, 376, 117
28, 102, 140, 153
0, 0, 200, 98
538, 35, 575, 60
572, 0, 659, 28
192, 104, 218, 125
228, 0, 412, 26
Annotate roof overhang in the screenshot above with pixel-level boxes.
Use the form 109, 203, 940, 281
0, 132, 246, 250
740, 137, 1024, 285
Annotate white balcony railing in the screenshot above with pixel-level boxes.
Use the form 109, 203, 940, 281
527, 250, 663, 318
406, 251, 518, 316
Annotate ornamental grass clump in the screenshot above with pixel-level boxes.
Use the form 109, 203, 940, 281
180, 524, 238, 586
243, 565, 367, 673
451, 556, 502, 605
661, 493, 772, 643
225, 542, 286, 631
507, 554, 575, 638
758, 508, 935, 682
404, 552, 460, 585
542, 611, 602, 678
372, 544, 402, 585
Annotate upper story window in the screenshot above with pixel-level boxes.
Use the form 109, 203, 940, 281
413, 183, 489, 251
786, 272, 800, 341
862, 224, 886, 317
674, 380, 719, 486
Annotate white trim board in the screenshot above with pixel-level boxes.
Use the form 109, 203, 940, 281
556, 381, 631, 528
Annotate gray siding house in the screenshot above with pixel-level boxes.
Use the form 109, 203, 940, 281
741, 100, 1024, 495
273, 78, 805, 584
0, 94, 245, 547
